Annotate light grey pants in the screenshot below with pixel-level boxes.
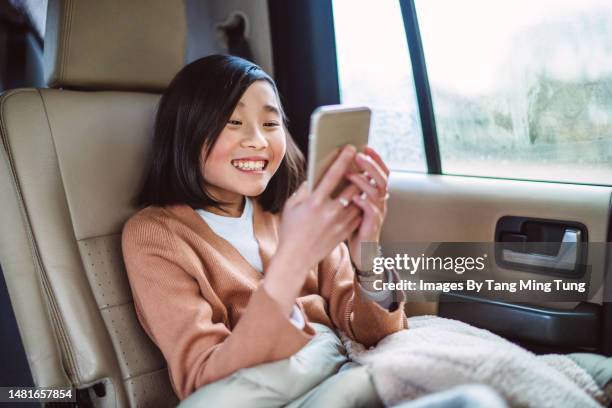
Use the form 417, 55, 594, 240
178, 323, 383, 408
178, 324, 506, 408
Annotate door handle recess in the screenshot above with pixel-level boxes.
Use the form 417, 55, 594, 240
501, 228, 581, 270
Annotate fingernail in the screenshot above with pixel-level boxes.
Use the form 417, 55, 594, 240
360, 192, 367, 200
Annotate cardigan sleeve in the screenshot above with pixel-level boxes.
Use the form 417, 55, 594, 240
319, 242, 408, 348
357, 267, 398, 310
121, 214, 315, 400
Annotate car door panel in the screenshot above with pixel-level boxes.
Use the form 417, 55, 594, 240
383, 172, 611, 351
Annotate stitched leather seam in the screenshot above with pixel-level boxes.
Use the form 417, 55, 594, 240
38, 88, 89, 382
0, 89, 79, 384
99, 301, 133, 312
124, 367, 169, 383
77, 232, 121, 243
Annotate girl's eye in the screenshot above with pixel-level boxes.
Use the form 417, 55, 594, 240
228, 119, 242, 126
264, 122, 280, 128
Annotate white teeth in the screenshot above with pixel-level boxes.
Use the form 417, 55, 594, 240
232, 160, 266, 171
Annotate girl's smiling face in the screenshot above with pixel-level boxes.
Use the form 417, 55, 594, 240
201, 80, 287, 211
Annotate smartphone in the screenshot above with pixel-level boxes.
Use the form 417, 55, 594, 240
307, 105, 371, 198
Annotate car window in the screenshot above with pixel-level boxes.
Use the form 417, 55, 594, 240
332, 0, 426, 172
416, 0, 612, 185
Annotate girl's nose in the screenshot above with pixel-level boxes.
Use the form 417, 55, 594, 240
241, 126, 269, 149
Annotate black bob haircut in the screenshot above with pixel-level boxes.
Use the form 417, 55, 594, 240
135, 54, 305, 214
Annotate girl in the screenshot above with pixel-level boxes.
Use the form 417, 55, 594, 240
122, 54, 407, 406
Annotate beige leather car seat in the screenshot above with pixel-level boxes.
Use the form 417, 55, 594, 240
0, 0, 186, 406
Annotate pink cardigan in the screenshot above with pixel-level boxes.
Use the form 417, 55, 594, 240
121, 199, 407, 400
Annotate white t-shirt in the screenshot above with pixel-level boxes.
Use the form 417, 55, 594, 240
196, 198, 305, 329
196, 197, 396, 329
196, 197, 263, 272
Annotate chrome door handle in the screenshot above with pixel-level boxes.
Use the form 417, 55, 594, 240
501, 228, 581, 271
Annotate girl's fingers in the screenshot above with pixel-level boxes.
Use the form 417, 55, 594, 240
364, 146, 390, 176
345, 173, 379, 199
338, 182, 361, 199
334, 183, 360, 211
345, 214, 363, 235
351, 193, 382, 238
340, 203, 362, 227
315, 145, 356, 201
352, 193, 381, 217
355, 153, 387, 194
333, 205, 361, 239
346, 203, 362, 220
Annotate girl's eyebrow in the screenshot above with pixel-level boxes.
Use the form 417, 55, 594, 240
237, 101, 280, 115
263, 104, 280, 115
236, 101, 280, 116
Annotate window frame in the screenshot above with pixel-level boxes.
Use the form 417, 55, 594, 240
399, 0, 442, 174
402, 0, 612, 186
268, 0, 341, 159
271, 0, 611, 186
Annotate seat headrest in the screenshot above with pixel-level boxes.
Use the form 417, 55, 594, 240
43, 0, 186, 92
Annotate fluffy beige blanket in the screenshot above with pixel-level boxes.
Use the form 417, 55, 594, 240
341, 315, 609, 408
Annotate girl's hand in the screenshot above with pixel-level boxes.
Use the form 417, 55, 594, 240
276, 145, 362, 268
264, 145, 363, 312
344, 146, 390, 271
